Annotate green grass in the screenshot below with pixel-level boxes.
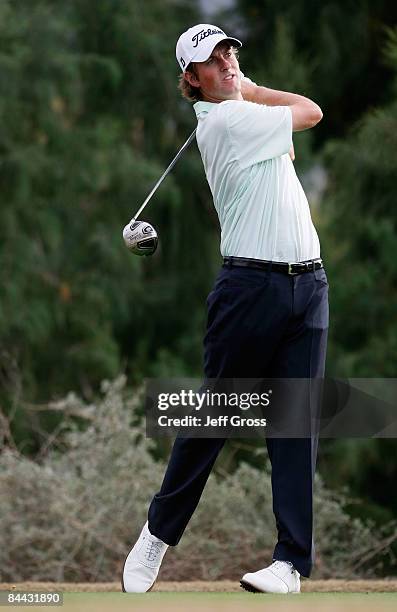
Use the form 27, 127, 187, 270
20, 591, 397, 612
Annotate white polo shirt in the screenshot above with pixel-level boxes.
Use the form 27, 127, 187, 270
193, 99, 321, 262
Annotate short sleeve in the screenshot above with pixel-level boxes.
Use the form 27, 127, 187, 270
225, 100, 292, 169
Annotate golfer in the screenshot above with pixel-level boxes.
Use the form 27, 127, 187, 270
122, 23, 329, 594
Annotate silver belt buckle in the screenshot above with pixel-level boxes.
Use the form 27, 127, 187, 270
288, 262, 298, 275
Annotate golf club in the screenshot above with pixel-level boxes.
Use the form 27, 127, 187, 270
123, 129, 197, 255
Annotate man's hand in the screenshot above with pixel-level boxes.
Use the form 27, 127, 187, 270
289, 144, 295, 161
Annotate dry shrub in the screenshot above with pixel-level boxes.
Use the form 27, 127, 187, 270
0, 377, 394, 582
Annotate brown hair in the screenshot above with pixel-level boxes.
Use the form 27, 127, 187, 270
178, 63, 202, 103
177, 45, 240, 103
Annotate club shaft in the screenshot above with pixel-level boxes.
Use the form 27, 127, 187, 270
133, 129, 197, 220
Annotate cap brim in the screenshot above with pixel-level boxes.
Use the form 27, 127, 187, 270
191, 36, 242, 64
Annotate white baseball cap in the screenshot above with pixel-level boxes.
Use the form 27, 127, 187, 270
176, 24, 242, 72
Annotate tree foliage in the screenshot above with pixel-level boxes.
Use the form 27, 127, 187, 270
0, 0, 397, 536
317, 26, 397, 523
235, 0, 397, 142
322, 28, 397, 377
0, 0, 213, 429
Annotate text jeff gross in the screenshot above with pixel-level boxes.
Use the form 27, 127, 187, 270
158, 414, 267, 427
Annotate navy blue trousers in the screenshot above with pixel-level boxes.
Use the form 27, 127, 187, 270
148, 264, 329, 577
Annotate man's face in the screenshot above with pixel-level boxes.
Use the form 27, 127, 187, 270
185, 42, 243, 103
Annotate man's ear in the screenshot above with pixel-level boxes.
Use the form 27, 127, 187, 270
184, 70, 200, 89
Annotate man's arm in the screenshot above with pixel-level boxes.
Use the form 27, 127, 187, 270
241, 80, 323, 132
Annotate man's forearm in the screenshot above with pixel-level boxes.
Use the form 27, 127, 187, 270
241, 81, 320, 111
241, 80, 323, 130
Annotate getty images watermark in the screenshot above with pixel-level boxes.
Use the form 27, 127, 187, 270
145, 378, 397, 439
156, 388, 271, 429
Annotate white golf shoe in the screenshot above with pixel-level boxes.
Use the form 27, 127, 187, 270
240, 560, 301, 594
122, 522, 168, 593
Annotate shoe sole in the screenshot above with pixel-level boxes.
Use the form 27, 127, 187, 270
240, 580, 261, 593
240, 580, 300, 594
121, 553, 155, 593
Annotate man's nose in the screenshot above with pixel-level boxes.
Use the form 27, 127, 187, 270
219, 56, 232, 70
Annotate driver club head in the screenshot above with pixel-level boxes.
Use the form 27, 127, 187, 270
122, 220, 158, 256
122, 129, 196, 258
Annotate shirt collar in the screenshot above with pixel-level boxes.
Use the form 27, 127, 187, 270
193, 101, 217, 119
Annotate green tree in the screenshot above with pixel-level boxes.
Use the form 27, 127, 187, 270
322, 28, 397, 378
317, 27, 397, 525
235, 0, 397, 142
0, 0, 218, 451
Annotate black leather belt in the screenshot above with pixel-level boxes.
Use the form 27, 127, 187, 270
223, 256, 323, 275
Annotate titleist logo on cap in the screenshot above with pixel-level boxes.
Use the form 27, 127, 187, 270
192, 27, 225, 48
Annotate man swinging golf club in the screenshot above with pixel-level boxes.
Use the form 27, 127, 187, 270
122, 23, 329, 594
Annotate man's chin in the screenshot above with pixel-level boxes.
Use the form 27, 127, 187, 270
221, 90, 242, 101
